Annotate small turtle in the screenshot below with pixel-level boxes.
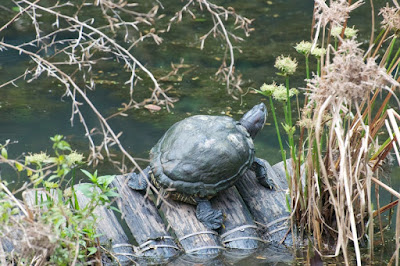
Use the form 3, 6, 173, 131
128, 103, 274, 229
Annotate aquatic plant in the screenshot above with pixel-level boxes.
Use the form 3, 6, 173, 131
258, 0, 400, 264
0, 136, 118, 264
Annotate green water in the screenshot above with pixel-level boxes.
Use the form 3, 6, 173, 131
0, 0, 398, 264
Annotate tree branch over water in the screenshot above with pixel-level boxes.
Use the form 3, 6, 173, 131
0, 0, 252, 170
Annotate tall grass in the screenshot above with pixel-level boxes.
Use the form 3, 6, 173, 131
259, 1, 400, 264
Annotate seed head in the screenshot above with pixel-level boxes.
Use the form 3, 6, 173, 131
66, 151, 84, 166
380, 5, 400, 31
25, 152, 50, 164
295, 41, 313, 56
308, 39, 399, 103
275, 55, 297, 76
291, 88, 299, 96
331, 25, 358, 38
344, 26, 358, 38
311, 47, 326, 58
271, 84, 297, 102
260, 82, 277, 97
272, 85, 288, 101
314, 0, 364, 27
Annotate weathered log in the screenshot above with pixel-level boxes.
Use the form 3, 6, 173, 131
272, 160, 298, 186
0, 235, 14, 255
160, 199, 222, 256
73, 184, 135, 265
22, 188, 56, 209
22, 187, 135, 265
212, 186, 260, 251
235, 159, 293, 246
112, 175, 179, 261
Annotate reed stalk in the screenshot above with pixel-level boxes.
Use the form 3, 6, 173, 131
259, 1, 400, 264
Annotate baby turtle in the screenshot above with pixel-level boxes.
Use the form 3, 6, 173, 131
128, 103, 274, 229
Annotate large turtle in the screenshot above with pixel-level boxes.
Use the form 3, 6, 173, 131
128, 103, 274, 229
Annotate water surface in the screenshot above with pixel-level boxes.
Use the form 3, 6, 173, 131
0, 0, 398, 264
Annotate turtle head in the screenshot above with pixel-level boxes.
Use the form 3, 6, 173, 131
239, 103, 267, 139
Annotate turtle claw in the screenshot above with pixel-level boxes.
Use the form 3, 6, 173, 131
127, 166, 150, 191
258, 176, 275, 190
252, 157, 275, 190
195, 199, 223, 230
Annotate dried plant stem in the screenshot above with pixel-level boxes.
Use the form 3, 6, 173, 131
0, 41, 164, 201
0, 182, 29, 218
19, 0, 171, 106
168, 0, 253, 97
372, 177, 400, 199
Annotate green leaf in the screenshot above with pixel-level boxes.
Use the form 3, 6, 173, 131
74, 190, 80, 210
45, 157, 58, 163
48, 174, 59, 182
77, 183, 94, 198
15, 162, 23, 172
12, 6, 20, 12
44, 181, 59, 189
11, 208, 20, 215
104, 190, 119, 198
1, 148, 7, 159
109, 205, 121, 214
87, 247, 97, 256
97, 175, 115, 187
285, 194, 291, 212
51, 135, 63, 142
99, 194, 109, 202
81, 169, 93, 179
57, 140, 71, 151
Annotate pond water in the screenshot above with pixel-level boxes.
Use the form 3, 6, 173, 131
0, 0, 399, 264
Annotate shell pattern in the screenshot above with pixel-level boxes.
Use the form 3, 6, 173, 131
150, 115, 254, 198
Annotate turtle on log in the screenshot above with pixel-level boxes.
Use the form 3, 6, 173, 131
128, 103, 274, 230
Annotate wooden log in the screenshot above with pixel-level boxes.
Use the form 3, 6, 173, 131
212, 186, 260, 251
112, 175, 179, 261
73, 184, 135, 265
22, 187, 135, 265
22, 188, 57, 210
0, 234, 14, 254
235, 159, 293, 246
0, 238, 7, 265
160, 199, 222, 256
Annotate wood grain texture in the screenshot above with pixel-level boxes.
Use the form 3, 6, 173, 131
160, 198, 222, 256
212, 186, 260, 250
112, 175, 179, 259
73, 185, 134, 264
235, 159, 293, 246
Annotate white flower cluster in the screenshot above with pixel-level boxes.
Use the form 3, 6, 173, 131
274, 55, 297, 76
260, 83, 299, 102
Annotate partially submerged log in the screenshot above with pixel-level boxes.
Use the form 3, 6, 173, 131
212, 186, 260, 251
4, 157, 299, 264
73, 185, 135, 265
112, 175, 179, 261
159, 198, 222, 256
235, 159, 293, 246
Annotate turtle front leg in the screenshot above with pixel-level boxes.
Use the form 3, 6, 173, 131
127, 166, 150, 191
195, 198, 223, 230
251, 158, 275, 189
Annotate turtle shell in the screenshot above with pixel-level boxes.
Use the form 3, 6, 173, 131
150, 115, 254, 198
